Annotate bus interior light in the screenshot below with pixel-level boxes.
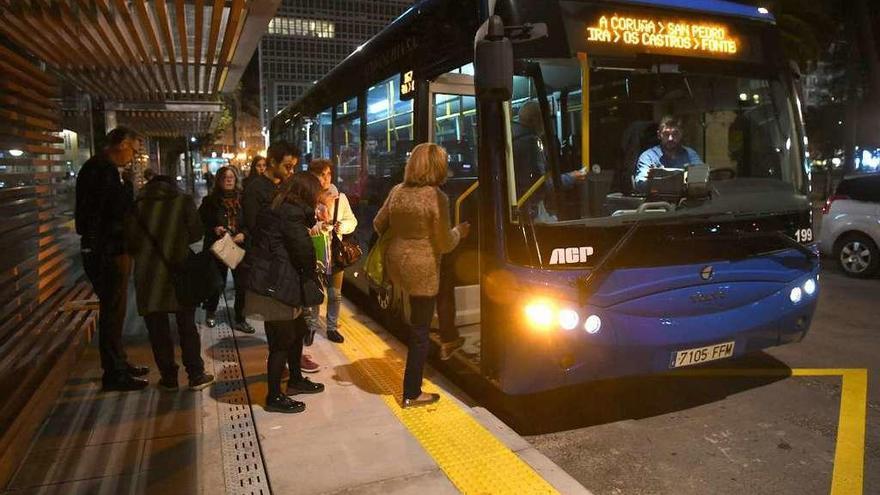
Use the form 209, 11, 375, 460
584, 315, 602, 334
803, 278, 816, 296
789, 287, 802, 304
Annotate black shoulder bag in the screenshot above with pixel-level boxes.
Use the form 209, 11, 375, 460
331, 196, 363, 269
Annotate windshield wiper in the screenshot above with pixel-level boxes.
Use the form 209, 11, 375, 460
578, 219, 642, 304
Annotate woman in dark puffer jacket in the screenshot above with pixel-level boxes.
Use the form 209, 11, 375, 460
243, 172, 325, 413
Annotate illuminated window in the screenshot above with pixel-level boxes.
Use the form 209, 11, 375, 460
268, 17, 335, 38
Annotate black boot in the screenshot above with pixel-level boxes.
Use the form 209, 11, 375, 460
102, 373, 149, 392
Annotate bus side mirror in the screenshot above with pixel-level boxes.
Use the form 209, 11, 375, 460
475, 16, 513, 102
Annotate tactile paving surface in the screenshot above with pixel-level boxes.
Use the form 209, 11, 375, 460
211, 322, 271, 495
338, 308, 560, 495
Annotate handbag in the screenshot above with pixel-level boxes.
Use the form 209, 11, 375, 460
134, 209, 223, 307
210, 232, 246, 269
331, 196, 363, 268
301, 272, 325, 306
175, 249, 224, 306
365, 231, 391, 287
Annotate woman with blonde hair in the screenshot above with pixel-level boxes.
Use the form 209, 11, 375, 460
373, 143, 470, 408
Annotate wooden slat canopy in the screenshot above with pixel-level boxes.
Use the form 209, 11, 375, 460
0, 0, 256, 102
0, 0, 279, 138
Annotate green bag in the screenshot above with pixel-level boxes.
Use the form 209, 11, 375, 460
311, 232, 331, 274
365, 232, 391, 287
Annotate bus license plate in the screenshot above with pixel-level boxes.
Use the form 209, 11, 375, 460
670, 341, 735, 368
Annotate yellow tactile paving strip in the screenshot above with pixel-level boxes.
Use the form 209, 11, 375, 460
337, 306, 560, 495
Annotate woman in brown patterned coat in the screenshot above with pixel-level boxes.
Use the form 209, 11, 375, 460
373, 143, 470, 408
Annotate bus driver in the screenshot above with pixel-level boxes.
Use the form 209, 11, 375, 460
633, 115, 702, 193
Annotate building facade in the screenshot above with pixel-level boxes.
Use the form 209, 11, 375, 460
260, 0, 414, 128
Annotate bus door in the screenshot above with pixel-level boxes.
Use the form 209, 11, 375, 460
429, 72, 481, 354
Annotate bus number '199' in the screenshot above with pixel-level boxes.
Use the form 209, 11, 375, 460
795, 228, 813, 243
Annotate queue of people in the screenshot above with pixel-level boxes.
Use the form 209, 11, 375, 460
75, 126, 468, 412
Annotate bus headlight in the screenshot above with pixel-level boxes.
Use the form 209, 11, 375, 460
789, 287, 803, 304
558, 309, 580, 330
803, 278, 816, 296
524, 300, 556, 331
584, 314, 602, 334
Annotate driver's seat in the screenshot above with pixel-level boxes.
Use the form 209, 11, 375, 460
619, 120, 659, 195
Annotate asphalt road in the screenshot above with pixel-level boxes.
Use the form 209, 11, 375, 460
523, 261, 879, 495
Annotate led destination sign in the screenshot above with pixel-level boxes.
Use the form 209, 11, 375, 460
586, 14, 738, 55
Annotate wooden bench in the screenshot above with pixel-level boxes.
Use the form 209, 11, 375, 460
0, 281, 98, 488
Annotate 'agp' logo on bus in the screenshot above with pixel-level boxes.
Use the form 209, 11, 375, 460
548, 246, 595, 265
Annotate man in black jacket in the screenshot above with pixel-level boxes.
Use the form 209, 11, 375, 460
75, 126, 149, 392
241, 141, 299, 236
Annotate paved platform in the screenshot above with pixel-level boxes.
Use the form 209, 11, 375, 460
3, 293, 590, 494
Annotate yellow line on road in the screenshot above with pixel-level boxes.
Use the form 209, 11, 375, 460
663, 367, 867, 495
830, 369, 867, 495
337, 306, 560, 494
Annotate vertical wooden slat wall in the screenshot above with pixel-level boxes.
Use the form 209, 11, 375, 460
0, 37, 90, 486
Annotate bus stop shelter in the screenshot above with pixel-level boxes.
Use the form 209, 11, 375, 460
0, 0, 279, 487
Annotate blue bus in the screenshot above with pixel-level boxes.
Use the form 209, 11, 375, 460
272, 0, 820, 394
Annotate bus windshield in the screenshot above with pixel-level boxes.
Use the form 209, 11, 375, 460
507, 57, 808, 229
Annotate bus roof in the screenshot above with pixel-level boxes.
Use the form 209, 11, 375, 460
274, 0, 480, 124
274, 0, 775, 125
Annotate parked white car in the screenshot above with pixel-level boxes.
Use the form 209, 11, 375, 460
818, 174, 880, 277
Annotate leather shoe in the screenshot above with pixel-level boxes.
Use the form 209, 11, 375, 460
327, 330, 344, 343
286, 377, 325, 395
102, 374, 149, 392
265, 394, 305, 414
402, 392, 440, 408
126, 364, 150, 377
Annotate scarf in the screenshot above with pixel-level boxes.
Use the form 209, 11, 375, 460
220, 191, 241, 233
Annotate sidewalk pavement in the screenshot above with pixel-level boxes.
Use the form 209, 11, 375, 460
3, 293, 591, 495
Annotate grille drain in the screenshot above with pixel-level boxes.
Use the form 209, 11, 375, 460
211, 322, 271, 494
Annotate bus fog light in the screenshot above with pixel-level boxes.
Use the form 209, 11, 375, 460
559, 309, 579, 330
584, 314, 602, 334
789, 287, 802, 304
803, 278, 816, 296
524, 300, 555, 331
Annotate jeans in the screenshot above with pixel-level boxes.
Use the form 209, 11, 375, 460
436, 254, 461, 344
265, 316, 308, 396
144, 310, 205, 380
82, 252, 131, 377
304, 270, 343, 334
403, 296, 435, 400
205, 261, 245, 323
